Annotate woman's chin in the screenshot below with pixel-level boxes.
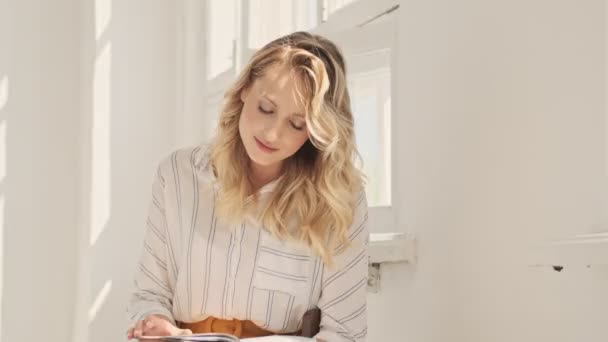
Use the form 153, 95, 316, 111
249, 155, 279, 167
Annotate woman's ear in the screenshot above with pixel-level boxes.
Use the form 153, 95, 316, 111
240, 86, 249, 103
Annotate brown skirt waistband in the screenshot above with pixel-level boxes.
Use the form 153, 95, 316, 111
178, 317, 299, 339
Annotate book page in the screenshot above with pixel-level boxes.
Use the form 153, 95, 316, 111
241, 337, 313, 342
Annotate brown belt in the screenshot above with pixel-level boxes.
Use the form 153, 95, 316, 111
178, 317, 299, 339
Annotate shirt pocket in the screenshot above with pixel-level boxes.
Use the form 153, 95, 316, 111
250, 287, 296, 331
249, 229, 313, 332
253, 229, 312, 295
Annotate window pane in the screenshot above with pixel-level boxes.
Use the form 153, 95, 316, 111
322, 0, 359, 21
349, 64, 391, 207
248, 0, 318, 49
207, 0, 237, 80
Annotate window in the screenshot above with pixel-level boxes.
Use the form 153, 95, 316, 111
247, 0, 317, 50
314, 2, 398, 223
349, 55, 391, 206
202, 0, 400, 230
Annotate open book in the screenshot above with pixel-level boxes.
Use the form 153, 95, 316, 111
137, 333, 239, 341
137, 335, 312, 342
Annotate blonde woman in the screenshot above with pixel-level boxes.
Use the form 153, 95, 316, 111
127, 31, 369, 342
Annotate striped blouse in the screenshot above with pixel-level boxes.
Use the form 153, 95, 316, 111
127, 146, 369, 341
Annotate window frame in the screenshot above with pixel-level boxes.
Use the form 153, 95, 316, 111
202, 0, 401, 232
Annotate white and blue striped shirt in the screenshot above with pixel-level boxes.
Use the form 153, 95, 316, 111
127, 146, 369, 341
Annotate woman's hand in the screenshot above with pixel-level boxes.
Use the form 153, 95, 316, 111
127, 314, 192, 340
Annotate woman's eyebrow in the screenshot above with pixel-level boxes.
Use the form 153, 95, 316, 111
262, 94, 278, 108
262, 94, 305, 118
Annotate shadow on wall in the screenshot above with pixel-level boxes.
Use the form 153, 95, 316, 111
85, 1, 177, 342
0, 50, 6, 342
2, 1, 82, 341
0, 0, 7, 325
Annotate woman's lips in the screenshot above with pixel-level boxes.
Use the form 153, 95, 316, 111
254, 137, 278, 153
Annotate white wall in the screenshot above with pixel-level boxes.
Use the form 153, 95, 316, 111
366, 0, 608, 341
0, 1, 81, 341
175, 0, 211, 147
1, 1, 181, 341
81, 1, 179, 342
3, 1, 607, 341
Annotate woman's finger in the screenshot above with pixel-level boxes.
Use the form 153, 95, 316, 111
177, 328, 192, 336
144, 319, 154, 333
133, 320, 145, 338
127, 327, 134, 340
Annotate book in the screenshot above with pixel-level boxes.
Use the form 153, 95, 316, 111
137, 334, 313, 342
241, 337, 312, 341
137, 333, 239, 341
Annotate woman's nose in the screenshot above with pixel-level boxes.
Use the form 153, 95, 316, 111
263, 119, 281, 142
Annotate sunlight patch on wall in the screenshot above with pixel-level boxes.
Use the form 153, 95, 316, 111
90, 42, 112, 246
88, 279, 112, 322
0, 195, 4, 336
0, 120, 5, 184
95, 0, 112, 39
0, 76, 8, 110
207, 0, 236, 80
0, 76, 7, 183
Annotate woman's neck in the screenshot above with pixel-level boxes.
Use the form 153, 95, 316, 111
249, 161, 282, 192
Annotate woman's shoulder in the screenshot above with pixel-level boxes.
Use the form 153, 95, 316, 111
156, 144, 213, 182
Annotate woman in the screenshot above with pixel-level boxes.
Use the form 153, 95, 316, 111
127, 31, 369, 342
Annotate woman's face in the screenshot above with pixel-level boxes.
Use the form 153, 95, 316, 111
239, 65, 310, 171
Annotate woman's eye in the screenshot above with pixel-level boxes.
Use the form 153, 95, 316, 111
290, 121, 305, 131
258, 105, 273, 114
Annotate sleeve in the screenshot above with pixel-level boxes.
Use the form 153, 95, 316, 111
314, 191, 369, 342
127, 163, 176, 327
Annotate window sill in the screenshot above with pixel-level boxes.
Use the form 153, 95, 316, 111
530, 231, 608, 268
369, 232, 416, 264
367, 233, 415, 293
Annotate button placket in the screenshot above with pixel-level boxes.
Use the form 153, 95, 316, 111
227, 223, 244, 315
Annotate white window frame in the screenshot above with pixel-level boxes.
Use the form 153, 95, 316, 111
200, 0, 401, 233
313, 0, 400, 233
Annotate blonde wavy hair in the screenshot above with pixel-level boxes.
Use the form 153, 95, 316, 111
209, 31, 364, 265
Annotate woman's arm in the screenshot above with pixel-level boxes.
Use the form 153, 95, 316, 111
127, 163, 176, 327
315, 192, 369, 342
